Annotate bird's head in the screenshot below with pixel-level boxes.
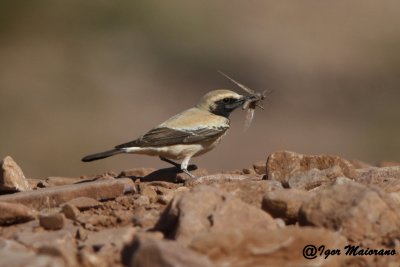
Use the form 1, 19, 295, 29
196, 89, 246, 118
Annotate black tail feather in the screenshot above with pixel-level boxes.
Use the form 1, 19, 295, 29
81, 149, 122, 162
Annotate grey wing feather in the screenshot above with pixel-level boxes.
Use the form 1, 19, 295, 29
115, 126, 228, 149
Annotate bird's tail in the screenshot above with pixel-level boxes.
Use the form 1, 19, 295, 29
81, 149, 122, 162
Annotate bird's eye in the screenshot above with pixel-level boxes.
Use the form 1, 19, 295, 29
222, 98, 231, 103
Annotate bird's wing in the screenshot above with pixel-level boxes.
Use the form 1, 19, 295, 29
115, 126, 229, 149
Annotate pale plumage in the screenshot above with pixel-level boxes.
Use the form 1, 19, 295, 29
82, 89, 247, 178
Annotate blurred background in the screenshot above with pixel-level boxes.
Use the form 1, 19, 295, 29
1, 1, 399, 178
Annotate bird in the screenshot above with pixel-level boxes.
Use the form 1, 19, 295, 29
82, 89, 248, 178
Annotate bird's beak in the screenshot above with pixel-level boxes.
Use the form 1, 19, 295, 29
225, 96, 247, 110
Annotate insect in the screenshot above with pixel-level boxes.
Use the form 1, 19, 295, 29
218, 71, 271, 130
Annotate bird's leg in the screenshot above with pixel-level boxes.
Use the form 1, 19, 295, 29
181, 157, 196, 179
159, 156, 180, 168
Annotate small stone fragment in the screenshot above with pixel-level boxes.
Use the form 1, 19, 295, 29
253, 160, 266, 174
262, 189, 311, 224
61, 203, 80, 220
266, 151, 356, 186
39, 213, 66, 230
0, 202, 35, 226
123, 235, 213, 267
66, 197, 101, 211
0, 156, 32, 193
154, 186, 277, 244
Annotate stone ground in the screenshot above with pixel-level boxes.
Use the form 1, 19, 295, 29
1, 151, 400, 267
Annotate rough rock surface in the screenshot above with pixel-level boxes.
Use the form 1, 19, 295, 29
0, 156, 32, 192
266, 151, 356, 186
154, 185, 277, 244
1, 151, 400, 266
0, 202, 35, 226
299, 183, 400, 245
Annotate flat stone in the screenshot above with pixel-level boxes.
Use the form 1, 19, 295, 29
60, 204, 80, 220
0, 156, 31, 193
189, 227, 347, 267
253, 160, 266, 174
0, 178, 134, 210
266, 151, 356, 186
299, 183, 400, 244
287, 166, 345, 190
66, 197, 101, 211
154, 185, 277, 244
123, 235, 213, 267
118, 168, 157, 178
37, 177, 84, 188
0, 201, 35, 226
83, 226, 136, 250
0, 238, 65, 267
262, 189, 312, 224
39, 213, 65, 230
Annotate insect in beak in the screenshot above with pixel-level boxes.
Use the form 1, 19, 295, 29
218, 71, 271, 131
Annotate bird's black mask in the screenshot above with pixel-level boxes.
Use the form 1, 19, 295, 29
211, 97, 246, 118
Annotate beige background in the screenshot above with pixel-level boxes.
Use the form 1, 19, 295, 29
1, 1, 399, 178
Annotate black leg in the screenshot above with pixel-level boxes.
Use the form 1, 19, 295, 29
159, 157, 180, 168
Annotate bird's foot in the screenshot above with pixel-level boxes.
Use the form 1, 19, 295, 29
182, 168, 196, 179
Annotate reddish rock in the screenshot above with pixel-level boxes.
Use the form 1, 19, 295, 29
118, 168, 156, 178
138, 184, 158, 203
378, 161, 400, 167
66, 197, 101, 211
355, 167, 400, 192
262, 189, 312, 224
0, 202, 35, 226
154, 186, 277, 244
61, 203, 80, 220
0, 178, 134, 210
37, 176, 84, 188
252, 160, 266, 174
266, 151, 356, 186
124, 235, 214, 267
189, 227, 347, 267
0, 238, 65, 267
0, 156, 32, 193
287, 166, 346, 190
185, 173, 256, 187
83, 226, 135, 250
39, 213, 66, 230
299, 183, 400, 244
209, 180, 283, 208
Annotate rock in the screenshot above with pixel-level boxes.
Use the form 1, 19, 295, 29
138, 184, 158, 203
137, 166, 204, 182
189, 227, 347, 267
287, 166, 346, 190
262, 189, 312, 224
154, 186, 277, 244
39, 213, 66, 230
83, 226, 136, 251
253, 160, 266, 174
350, 159, 373, 169
0, 156, 32, 193
66, 197, 101, 211
355, 167, 400, 192
37, 176, 84, 188
123, 235, 214, 267
135, 195, 150, 206
176, 168, 209, 182
118, 168, 157, 178
378, 161, 400, 167
15, 223, 78, 266
61, 203, 80, 220
0, 238, 65, 267
266, 151, 356, 186
0, 202, 35, 226
299, 183, 400, 244
184, 173, 256, 187
0, 178, 134, 209
209, 180, 283, 208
